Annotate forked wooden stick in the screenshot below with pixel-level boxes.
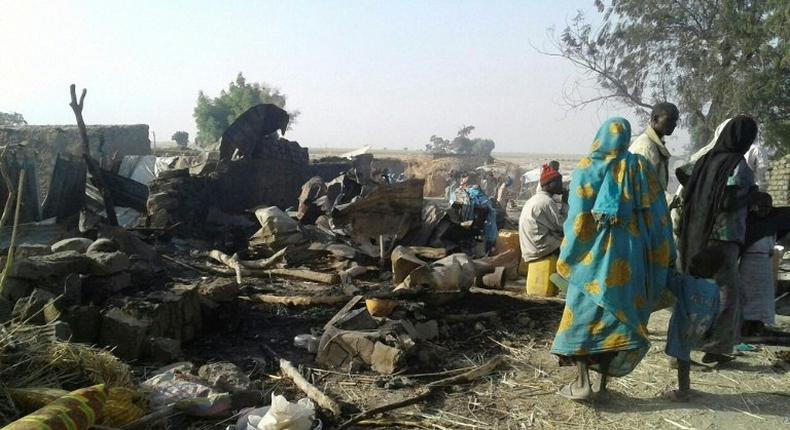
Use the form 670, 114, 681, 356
69, 83, 118, 226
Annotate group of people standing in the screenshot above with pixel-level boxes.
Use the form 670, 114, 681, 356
516, 103, 787, 402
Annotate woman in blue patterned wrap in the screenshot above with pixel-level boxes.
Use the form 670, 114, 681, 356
550, 117, 675, 401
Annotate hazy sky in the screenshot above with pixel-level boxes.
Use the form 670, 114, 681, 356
1, 1, 680, 154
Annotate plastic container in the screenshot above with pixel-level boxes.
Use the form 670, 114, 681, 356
526, 254, 558, 297
518, 259, 529, 277
494, 230, 520, 256
365, 299, 397, 317
494, 230, 522, 279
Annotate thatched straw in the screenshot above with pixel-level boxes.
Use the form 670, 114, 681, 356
0, 320, 133, 423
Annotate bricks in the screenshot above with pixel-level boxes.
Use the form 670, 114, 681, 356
767, 155, 790, 206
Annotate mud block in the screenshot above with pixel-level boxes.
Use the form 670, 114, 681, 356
99, 307, 150, 360
370, 342, 405, 375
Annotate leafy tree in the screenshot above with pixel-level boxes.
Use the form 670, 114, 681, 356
457, 125, 476, 138
425, 126, 496, 156
471, 138, 496, 156
427, 134, 451, 154
171, 131, 189, 148
193, 72, 299, 147
0, 112, 27, 126
542, 0, 789, 152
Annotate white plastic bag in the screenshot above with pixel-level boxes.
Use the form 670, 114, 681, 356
257, 394, 315, 430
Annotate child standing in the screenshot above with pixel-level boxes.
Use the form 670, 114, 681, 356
665, 246, 724, 401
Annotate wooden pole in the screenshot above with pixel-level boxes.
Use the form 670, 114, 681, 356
0, 169, 25, 296
69, 85, 90, 158
279, 358, 343, 417
69, 84, 118, 226
0, 147, 15, 228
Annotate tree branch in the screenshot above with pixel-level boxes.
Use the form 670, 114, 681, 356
68, 84, 118, 226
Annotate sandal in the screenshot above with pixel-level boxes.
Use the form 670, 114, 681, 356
701, 353, 736, 364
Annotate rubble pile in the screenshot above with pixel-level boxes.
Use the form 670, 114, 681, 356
404, 155, 490, 197
0, 231, 207, 362
0, 100, 531, 429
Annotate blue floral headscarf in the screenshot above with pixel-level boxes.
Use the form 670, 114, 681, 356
551, 117, 676, 376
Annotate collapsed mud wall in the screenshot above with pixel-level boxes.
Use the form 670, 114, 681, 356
147, 138, 310, 233
404, 155, 491, 197
0, 125, 151, 198
371, 158, 408, 175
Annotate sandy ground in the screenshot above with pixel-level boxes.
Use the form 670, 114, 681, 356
495, 306, 790, 430
304, 293, 790, 430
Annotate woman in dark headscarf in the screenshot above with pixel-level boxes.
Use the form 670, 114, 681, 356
676, 114, 759, 364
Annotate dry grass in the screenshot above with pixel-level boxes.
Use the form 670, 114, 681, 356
305, 306, 789, 430
0, 320, 133, 423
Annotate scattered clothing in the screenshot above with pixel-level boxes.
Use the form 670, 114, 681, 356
518, 190, 567, 262
550, 117, 675, 377
736, 343, 759, 352
629, 126, 671, 190
740, 235, 776, 326
665, 271, 720, 362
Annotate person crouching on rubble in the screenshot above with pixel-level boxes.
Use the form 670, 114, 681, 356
449, 174, 498, 256
550, 117, 674, 401
664, 246, 724, 402
519, 164, 567, 264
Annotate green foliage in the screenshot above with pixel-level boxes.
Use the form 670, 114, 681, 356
0, 112, 27, 126
426, 125, 495, 156
193, 72, 299, 147
547, 1, 789, 152
457, 125, 475, 138
171, 131, 189, 147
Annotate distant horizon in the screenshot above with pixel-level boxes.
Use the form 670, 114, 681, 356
1, 1, 693, 154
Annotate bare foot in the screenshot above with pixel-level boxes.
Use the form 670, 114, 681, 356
663, 389, 691, 402
559, 381, 594, 401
